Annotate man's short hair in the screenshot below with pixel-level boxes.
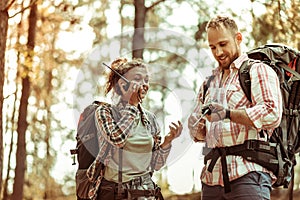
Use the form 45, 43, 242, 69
206, 15, 239, 35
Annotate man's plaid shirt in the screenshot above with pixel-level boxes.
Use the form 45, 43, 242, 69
193, 54, 282, 186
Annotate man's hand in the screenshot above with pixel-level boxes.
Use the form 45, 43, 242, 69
205, 102, 226, 122
188, 113, 206, 142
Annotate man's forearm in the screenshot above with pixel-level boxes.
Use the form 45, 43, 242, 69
230, 109, 255, 127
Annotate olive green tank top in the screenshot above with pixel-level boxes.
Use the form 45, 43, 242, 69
104, 115, 154, 182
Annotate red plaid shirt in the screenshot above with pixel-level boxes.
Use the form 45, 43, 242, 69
194, 54, 282, 186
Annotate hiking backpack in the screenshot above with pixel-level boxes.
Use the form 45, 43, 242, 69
203, 44, 300, 192
70, 101, 115, 200
239, 44, 300, 188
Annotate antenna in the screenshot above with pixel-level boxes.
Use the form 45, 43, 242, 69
102, 62, 129, 83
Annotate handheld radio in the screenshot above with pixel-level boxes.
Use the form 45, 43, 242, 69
102, 62, 130, 91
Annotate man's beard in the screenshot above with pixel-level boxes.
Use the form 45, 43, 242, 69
219, 48, 239, 69
226, 52, 239, 69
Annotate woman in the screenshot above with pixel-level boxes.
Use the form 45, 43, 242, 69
88, 58, 182, 200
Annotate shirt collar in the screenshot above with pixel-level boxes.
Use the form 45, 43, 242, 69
212, 54, 248, 76
232, 54, 248, 69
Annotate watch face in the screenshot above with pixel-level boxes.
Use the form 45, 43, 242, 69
226, 109, 230, 119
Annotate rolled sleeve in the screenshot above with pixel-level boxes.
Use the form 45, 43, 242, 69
95, 103, 139, 147
151, 145, 171, 171
245, 63, 282, 130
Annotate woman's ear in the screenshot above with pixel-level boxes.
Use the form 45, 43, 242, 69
117, 78, 127, 94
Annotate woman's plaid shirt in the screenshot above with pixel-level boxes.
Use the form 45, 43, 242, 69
94, 102, 171, 172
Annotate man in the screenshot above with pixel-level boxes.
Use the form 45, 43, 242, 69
188, 15, 282, 200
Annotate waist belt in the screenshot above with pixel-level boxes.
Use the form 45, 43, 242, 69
123, 173, 152, 187
115, 186, 163, 200
112, 173, 164, 200
126, 187, 163, 200
204, 140, 279, 193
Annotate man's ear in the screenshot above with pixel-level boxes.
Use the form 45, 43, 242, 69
235, 32, 242, 44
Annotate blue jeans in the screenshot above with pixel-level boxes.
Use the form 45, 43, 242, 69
201, 171, 272, 200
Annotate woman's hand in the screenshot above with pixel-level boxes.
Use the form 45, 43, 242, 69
161, 121, 183, 148
120, 81, 141, 106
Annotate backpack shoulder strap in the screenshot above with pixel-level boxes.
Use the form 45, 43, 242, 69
239, 59, 273, 138
203, 75, 215, 102
238, 59, 255, 103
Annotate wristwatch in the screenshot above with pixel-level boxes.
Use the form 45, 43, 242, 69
225, 109, 231, 120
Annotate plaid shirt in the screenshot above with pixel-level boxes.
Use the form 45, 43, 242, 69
86, 102, 171, 199
94, 101, 171, 171
194, 54, 282, 186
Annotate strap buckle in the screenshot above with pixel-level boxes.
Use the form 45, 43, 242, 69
132, 176, 142, 186
245, 140, 257, 150
70, 149, 78, 155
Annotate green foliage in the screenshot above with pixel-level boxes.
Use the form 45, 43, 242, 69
250, 0, 300, 48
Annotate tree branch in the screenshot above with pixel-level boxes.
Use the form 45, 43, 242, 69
6, 0, 16, 10
277, 0, 286, 33
146, 0, 165, 12
9, 0, 38, 19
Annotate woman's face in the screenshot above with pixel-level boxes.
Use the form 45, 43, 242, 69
124, 66, 149, 99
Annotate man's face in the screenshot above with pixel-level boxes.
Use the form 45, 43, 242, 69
207, 25, 242, 70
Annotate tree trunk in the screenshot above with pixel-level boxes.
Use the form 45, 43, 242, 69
11, 1, 37, 199
0, 0, 9, 196
3, 10, 25, 200
132, 0, 146, 59
3, 54, 20, 200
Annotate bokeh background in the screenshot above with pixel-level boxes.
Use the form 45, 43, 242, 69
1, 0, 300, 199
